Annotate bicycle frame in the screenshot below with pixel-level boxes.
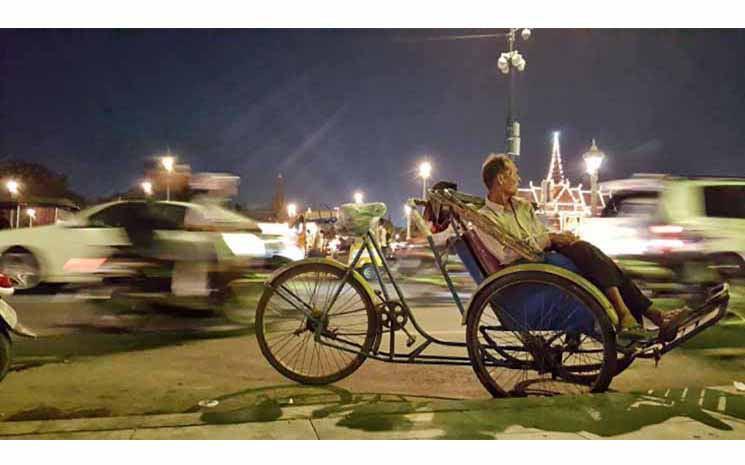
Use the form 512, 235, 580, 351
310, 217, 474, 366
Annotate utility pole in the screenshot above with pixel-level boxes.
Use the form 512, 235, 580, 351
497, 29, 531, 159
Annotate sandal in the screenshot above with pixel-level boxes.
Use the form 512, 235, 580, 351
657, 306, 694, 342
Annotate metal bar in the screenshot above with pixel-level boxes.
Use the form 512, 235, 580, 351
317, 338, 472, 365
276, 284, 314, 313
365, 230, 412, 316
364, 233, 394, 303
366, 229, 462, 347
660, 303, 728, 355
368, 227, 468, 347
407, 339, 432, 361
317, 242, 368, 337
427, 235, 466, 317
362, 234, 396, 360
265, 283, 315, 320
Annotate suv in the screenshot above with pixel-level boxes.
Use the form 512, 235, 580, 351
578, 175, 745, 297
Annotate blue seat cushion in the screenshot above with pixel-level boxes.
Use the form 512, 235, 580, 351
495, 253, 597, 333
454, 240, 598, 333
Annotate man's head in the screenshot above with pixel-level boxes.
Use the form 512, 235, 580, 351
481, 153, 521, 197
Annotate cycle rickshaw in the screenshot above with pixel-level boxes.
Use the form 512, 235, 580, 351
255, 185, 730, 397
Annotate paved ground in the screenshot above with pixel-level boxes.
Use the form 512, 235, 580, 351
2, 385, 744, 439
2, 278, 745, 439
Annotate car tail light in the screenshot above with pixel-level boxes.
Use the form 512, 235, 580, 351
646, 224, 695, 254
649, 225, 684, 234
0, 274, 13, 288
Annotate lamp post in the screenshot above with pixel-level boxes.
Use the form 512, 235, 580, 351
161, 155, 175, 201
404, 204, 412, 241
141, 181, 153, 197
582, 139, 606, 216
353, 191, 364, 205
26, 208, 36, 228
418, 161, 432, 199
5, 179, 20, 228
287, 203, 297, 219
497, 28, 531, 159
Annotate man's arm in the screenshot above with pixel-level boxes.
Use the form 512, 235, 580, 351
548, 231, 580, 248
524, 200, 578, 249
526, 201, 552, 250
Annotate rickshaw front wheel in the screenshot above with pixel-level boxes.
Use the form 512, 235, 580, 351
256, 262, 377, 385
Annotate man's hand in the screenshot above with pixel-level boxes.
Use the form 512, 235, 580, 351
549, 231, 580, 248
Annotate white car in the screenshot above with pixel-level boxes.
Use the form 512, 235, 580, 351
0, 199, 304, 291
578, 174, 745, 276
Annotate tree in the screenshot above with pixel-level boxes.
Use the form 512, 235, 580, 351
0, 160, 85, 206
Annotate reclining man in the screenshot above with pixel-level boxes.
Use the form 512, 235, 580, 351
475, 153, 691, 343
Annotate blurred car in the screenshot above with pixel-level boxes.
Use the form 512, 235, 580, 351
0, 199, 304, 291
390, 240, 436, 275
578, 175, 745, 296
389, 239, 466, 276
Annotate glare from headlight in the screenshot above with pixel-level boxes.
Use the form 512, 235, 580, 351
278, 245, 305, 262
222, 233, 267, 256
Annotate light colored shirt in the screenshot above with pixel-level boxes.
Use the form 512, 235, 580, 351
474, 197, 551, 265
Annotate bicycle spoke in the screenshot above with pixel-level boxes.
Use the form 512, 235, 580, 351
258, 264, 374, 383
472, 279, 612, 397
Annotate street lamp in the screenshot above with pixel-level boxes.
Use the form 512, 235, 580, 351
5, 179, 21, 228
404, 204, 412, 241
497, 28, 531, 159
287, 203, 297, 218
26, 208, 36, 228
418, 161, 432, 199
583, 139, 606, 216
353, 191, 364, 205
160, 155, 175, 201
141, 181, 153, 197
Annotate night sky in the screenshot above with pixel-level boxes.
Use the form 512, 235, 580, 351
2, 29, 745, 222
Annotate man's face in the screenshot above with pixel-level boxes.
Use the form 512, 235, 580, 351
494, 160, 521, 196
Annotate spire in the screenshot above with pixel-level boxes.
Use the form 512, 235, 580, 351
546, 131, 565, 185
272, 173, 286, 221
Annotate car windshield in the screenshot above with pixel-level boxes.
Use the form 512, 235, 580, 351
603, 193, 659, 218
704, 185, 745, 218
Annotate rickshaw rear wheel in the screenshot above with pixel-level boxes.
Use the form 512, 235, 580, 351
256, 262, 377, 385
0, 328, 10, 382
466, 271, 617, 397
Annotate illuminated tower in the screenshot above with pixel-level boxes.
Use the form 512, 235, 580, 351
540, 131, 565, 204
546, 131, 565, 185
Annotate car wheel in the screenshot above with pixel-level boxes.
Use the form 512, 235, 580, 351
709, 253, 745, 280
0, 249, 41, 291
360, 264, 376, 281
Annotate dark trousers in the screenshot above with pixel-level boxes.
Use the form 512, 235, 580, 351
557, 241, 652, 323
